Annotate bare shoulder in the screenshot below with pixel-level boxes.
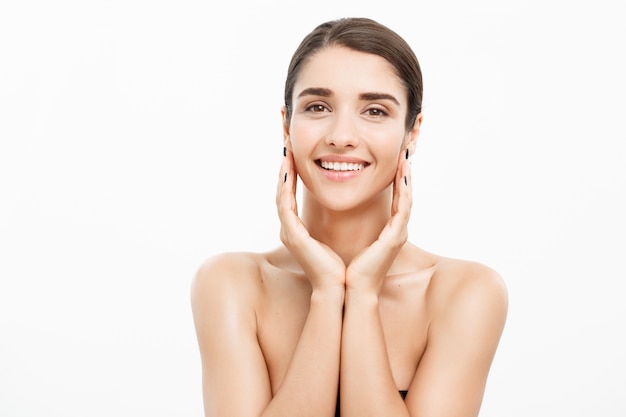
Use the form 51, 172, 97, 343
433, 256, 508, 297
192, 251, 262, 287
401, 253, 507, 415
190, 251, 267, 314
190, 251, 273, 358
427, 253, 509, 326
191, 252, 279, 415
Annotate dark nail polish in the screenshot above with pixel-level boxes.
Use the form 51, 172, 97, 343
283, 146, 286, 157
284, 172, 287, 183
405, 149, 409, 159
404, 175, 407, 186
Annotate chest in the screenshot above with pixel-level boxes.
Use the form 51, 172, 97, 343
256, 275, 430, 393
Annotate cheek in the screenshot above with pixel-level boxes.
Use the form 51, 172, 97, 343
382, 158, 399, 183
289, 136, 312, 171
287, 120, 314, 152
375, 137, 403, 163
288, 131, 316, 180
376, 140, 404, 180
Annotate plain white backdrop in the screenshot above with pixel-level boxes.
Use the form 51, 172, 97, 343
1, 0, 624, 416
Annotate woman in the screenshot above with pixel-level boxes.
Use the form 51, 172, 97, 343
191, 17, 508, 417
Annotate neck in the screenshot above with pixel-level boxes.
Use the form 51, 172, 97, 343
301, 187, 392, 265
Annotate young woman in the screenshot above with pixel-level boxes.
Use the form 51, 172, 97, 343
191, 17, 508, 417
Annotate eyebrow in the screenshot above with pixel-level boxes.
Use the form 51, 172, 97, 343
297, 87, 332, 98
296, 88, 400, 106
359, 92, 400, 106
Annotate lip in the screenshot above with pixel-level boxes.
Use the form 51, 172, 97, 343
316, 154, 369, 164
315, 154, 370, 182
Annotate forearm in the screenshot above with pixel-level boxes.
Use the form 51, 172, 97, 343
340, 290, 409, 417
262, 289, 344, 417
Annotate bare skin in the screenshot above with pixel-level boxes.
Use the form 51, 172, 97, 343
191, 46, 508, 417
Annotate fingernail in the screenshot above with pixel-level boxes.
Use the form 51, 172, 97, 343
284, 172, 287, 183
283, 146, 286, 157
404, 175, 407, 186
405, 149, 409, 159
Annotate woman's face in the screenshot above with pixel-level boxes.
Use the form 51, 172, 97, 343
284, 46, 419, 212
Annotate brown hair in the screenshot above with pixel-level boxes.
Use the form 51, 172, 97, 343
284, 17, 423, 131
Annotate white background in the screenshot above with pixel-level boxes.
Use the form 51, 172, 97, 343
1, 0, 625, 416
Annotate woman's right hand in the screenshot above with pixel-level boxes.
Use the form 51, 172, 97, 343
276, 148, 346, 295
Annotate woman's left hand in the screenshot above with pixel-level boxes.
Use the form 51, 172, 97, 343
345, 150, 412, 295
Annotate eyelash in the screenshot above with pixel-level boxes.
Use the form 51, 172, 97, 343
365, 107, 387, 117
304, 104, 388, 117
305, 104, 329, 113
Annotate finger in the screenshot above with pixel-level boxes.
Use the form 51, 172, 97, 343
384, 156, 412, 245
276, 149, 288, 206
276, 148, 297, 210
391, 149, 405, 214
287, 151, 298, 208
396, 155, 412, 220
278, 150, 307, 247
283, 150, 298, 215
277, 150, 294, 213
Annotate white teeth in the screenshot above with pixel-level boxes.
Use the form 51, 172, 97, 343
320, 160, 364, 171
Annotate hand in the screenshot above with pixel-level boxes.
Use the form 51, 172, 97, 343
276, 149, 346, 294
345, 151, 412, 295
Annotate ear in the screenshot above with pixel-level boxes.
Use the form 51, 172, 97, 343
404, 112, 423, 157
281, 106, 292, 150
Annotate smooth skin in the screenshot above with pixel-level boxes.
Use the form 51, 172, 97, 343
191, 46, 508, 417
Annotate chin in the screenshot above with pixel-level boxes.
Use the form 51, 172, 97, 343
308, 184, 392, 214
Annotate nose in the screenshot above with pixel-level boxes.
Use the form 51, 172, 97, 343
325, 111, 360, 148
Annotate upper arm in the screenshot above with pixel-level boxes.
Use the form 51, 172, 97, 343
406, 263, 508, 417
190, 254, 272, 417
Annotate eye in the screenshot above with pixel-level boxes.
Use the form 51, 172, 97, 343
305, 104, 330, 113
364, 107, 388, 117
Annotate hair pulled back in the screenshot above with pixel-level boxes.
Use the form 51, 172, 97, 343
284, 17, 423, 131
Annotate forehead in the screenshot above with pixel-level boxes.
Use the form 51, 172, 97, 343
294, 46, 406, 101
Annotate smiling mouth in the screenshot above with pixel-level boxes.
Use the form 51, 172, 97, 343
318, 160, 367, 172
